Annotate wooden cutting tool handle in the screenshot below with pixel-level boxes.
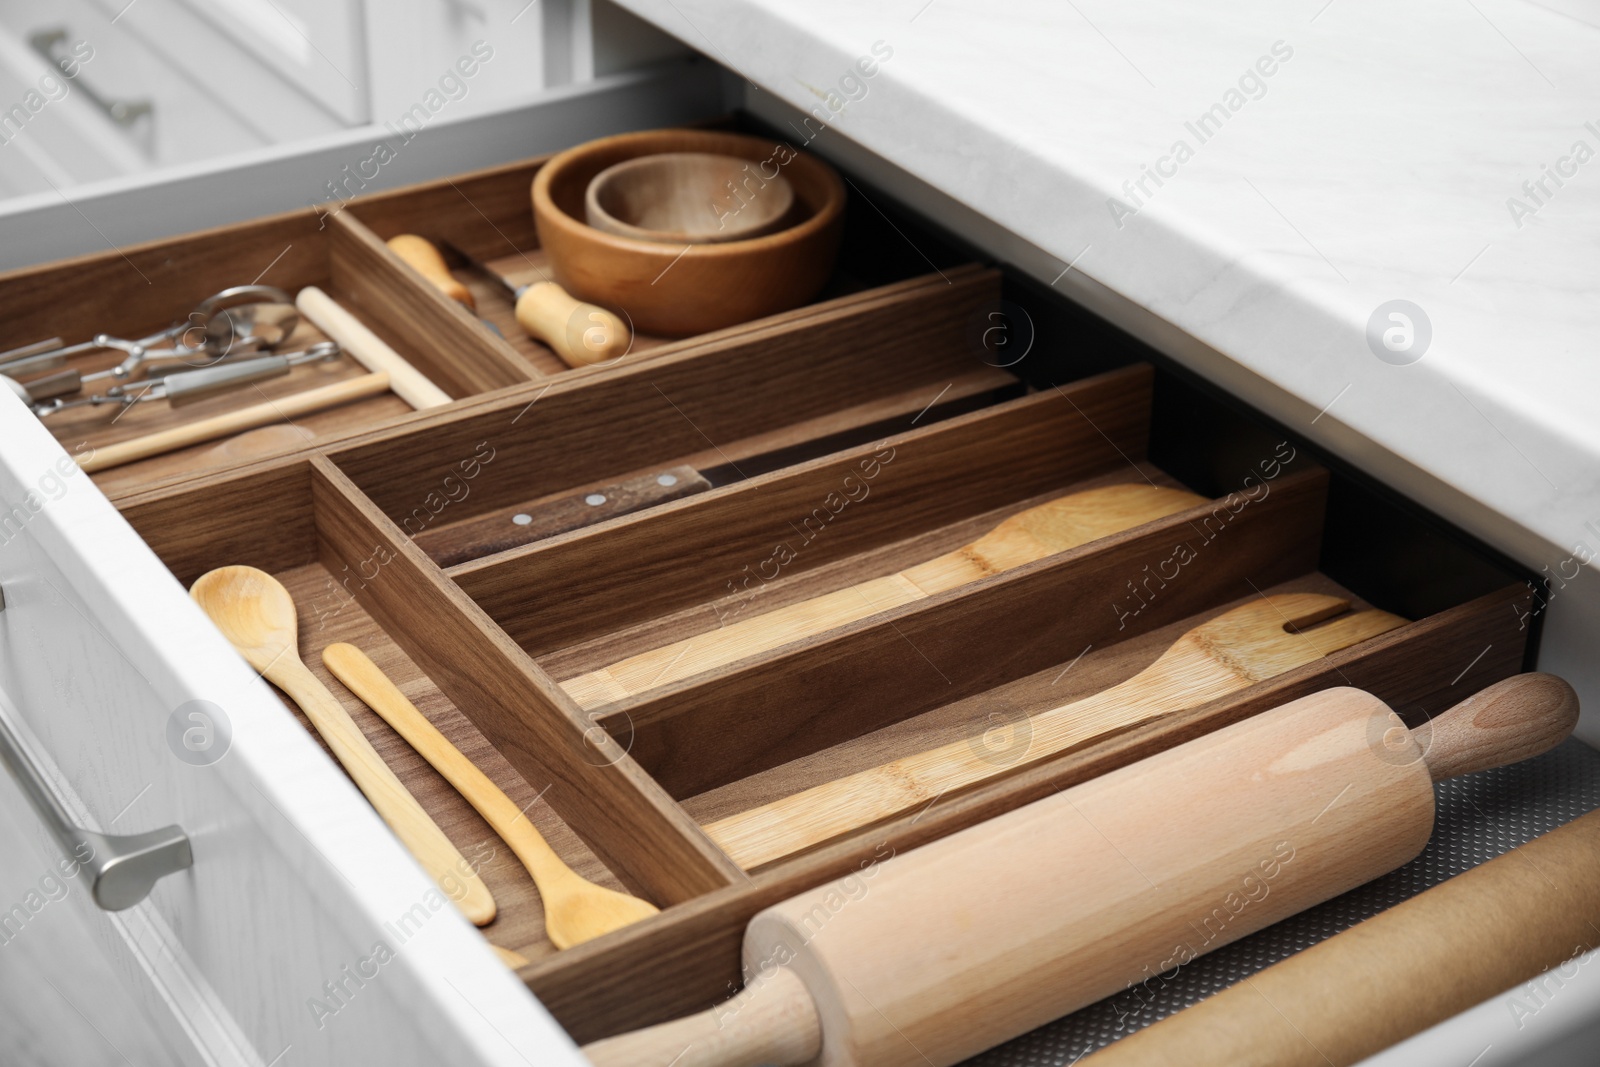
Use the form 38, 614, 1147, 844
515, 282, 631, 368
387, 234, 476, 309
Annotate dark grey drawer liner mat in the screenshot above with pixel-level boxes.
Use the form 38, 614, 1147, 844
965, 737, 1600, 1065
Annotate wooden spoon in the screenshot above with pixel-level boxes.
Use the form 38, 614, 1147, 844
323, 642, 659, 949
190, 566, 496, 925
199, 423, 316, 465
562, 483, 1210, 708
706, 591, 1408, 869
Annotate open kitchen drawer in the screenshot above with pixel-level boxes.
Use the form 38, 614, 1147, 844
0, 124, 958, 502
0, 80, 1586, 1067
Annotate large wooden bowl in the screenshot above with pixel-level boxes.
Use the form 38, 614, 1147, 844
531, 129, 845, 338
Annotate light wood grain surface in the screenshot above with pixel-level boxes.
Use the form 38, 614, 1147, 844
705, 591, 1407, 868
190, 565, 497, 926
562, 484, 1208, 708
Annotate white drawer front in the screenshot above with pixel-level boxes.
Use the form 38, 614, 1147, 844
0, 388, 581, 1065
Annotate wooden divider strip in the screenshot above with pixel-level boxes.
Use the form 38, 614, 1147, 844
330, 213, 544, 395
119, 459, 318, 585
516, 582, 1530, 1043
326, 268, 1005, 520
0, 205, 330, 351
307, 456, 742, 903
454, 366, 1154, 658
607, 468, 1329, 798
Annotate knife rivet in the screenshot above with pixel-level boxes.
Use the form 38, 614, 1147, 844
585, 494, 607, 506
656, 473, 678, 487
511, 513, 533, 526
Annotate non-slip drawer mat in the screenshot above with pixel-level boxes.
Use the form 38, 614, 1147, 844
968, 737, 1600, 1065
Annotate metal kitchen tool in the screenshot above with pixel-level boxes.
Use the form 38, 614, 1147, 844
23, 343, 341, 417
2, 286, 299, 387
0, 338, 65, 368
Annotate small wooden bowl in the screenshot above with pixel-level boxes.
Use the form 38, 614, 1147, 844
532, 129, 845, 338
584, 152, 796, 244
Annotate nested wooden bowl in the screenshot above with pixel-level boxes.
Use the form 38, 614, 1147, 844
531, 129, 845, 337
584, 151, 796, 244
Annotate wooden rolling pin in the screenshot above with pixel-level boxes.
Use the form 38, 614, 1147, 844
1086, 805, 1600, 1066
78, 373, 388, 474
707, 592, 1406, 868
562, 484, 1209, 708
295, 286, 452, 409
582, 674, 1578, 1067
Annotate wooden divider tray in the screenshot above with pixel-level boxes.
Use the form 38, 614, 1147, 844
111, 352, 1534, 1043
39, 129, 1538, 1051
0, 147, 953, 499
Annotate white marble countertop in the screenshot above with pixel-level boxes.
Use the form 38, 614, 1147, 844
616, 0, 1600, 733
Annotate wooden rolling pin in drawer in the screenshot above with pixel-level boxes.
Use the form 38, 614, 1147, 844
583, 674, 1579, 1067
1084, 805, 1600, 1066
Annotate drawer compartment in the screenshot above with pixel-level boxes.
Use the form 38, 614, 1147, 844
0, 135, 973, 502
3, 110, 1556, 1065
115, 326, 1535, 1045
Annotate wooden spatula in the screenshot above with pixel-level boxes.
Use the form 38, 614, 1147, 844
562, 483, 1210, 708
190, 566, 496, 925
322, 642, 659, 949
706, 591, 1407, 869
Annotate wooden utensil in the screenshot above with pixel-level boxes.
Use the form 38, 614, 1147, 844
585, 152, 796, 244
77, 373, 388, 474
432, 239, 631, 369
583, 674, 1579, 1067
189, 566, 496, 926
491, 944, 530, 969
198, 422, 316, 464
707, 592, 1406, 869
385, 234, 476, 308
562, 484, 1210, 709
322, 642, 658, 949
1087, 793, 1600, 1066
532, 128, 845, 337
294, 286, 452, 408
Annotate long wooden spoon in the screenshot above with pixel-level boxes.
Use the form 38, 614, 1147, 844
323, 642, 659, 949
706, 591, 1407, 869
191, 566, 496, 925
562, 483, 1210, 708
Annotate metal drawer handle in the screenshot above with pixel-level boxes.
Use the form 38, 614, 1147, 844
0, 697, 192, 911
29, 29, 154, 130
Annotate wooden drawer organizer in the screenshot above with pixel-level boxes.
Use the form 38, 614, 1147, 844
42, 133, 1538, 1048
0, 147, 938, 500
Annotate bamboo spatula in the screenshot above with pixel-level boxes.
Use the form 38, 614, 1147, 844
562, 483, 1209, 708
323, 642, 659, 949
706, 592, 1407, 869
191, 566, 496, 925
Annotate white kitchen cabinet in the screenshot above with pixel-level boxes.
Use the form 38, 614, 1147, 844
0, 13, 1595, 1065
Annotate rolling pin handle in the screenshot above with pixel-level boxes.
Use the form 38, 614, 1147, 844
582, 965, 819, 1067
1417, 672, 1578, 782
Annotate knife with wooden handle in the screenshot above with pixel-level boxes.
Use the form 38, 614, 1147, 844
412, 382, 1017, 567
